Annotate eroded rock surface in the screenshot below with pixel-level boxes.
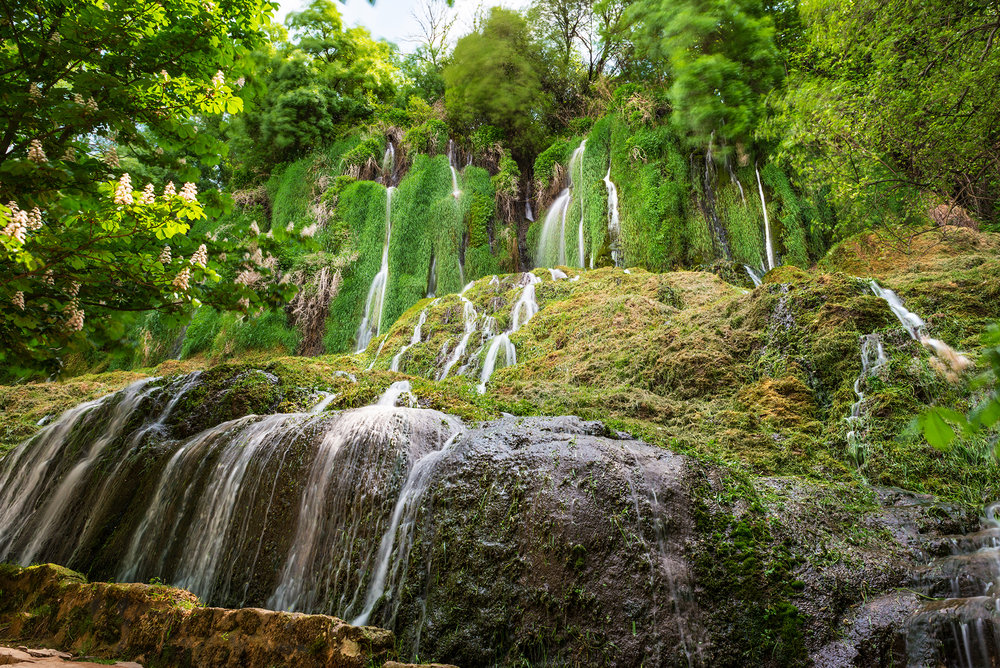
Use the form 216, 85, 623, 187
0, 564, 393, 668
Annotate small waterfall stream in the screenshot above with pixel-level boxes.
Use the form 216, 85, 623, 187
604, 166, 622, 267
906, 502, 1000, 666
575, 139, 587, 268
755, 163, 776, 271
536, 139, 587, 268
438, 283, 477, 380
477, 271, 543, 393
391, 300, 436, 372
744, 265, 764, 287
356, 186, 395, 353
844, 333, 887, 463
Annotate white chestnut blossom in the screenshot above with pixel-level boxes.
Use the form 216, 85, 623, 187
2, 209, 29, 244
158, 245, 172, 264
172, 266, 190, 291
12, 291, 25, 310
27, 207, 42, 231
64, 300, 85, 332
249, 221, 260, 236
28, 85, 41, 101
114, 173, 134, 206
140, 183, 155, 205
102, 146, 120, 168
190, 244, 208, 267
179, 182, 198, 201
163, 181, 176, 197
212, 70, 225, 88
27, 139, 47, 163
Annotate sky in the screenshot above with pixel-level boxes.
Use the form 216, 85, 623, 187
275, 0, 532, 52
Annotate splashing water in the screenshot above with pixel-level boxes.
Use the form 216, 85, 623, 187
869, 280, 972, 374
745, 265, 763, 287
356, 186, 395, 352
378, 381, 416, 408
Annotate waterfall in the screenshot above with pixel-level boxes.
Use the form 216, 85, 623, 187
526, 198, 534, 222
548, 268, 567, 281
0, 372, 704, 664
511, 272, 542, 332
869, 280, 972, 372
536, 189, 571, 268
356, 186, 394, 353
377, 381, 416, 408
438, 286, 478, 380
744, 265, 763, 287
603, 167, 622, 268
0, 378, 159, 563
845, 334, 887, 462
352, 429, 464, 627
905, 501, 1000, 666
426, 256, 437, 298
447, 139, 461, 199
756, 164, 776, 271
535, 139, 587, 269
391, 301, 435, 372
574, 139, 587, 269
477, 272, 542, 394
382, 142, 396, 183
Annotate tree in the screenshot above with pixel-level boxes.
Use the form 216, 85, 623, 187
0, 0, 289, 377
772, 0, 1000, 230
229, 0, 399, 170
629, 0, 783, 154
443, 8, 551, 159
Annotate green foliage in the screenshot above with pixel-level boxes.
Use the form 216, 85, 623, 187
629, 0, 783, 153
384, 155, 454, 328
403, 119, 449, 155
444, 8, 551, 159
0, 0, 278, 377
180, 307, 223, 359
533, 139, 573, 190
229, 0, 399, 170
920, 323, 1000, 454
772, 0, 1000, 231
323, 181, 388, 353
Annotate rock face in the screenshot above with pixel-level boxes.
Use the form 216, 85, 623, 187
0, 564, 394, 668
0, 367, 989, 666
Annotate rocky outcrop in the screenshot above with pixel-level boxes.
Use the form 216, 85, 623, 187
0, 564, 394, 668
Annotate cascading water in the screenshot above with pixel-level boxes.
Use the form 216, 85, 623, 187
477, 272, 542, 393
0, 377, 159, 563
845, 333, 887, 463
536, 139, 587, 268
0, 372, 707, 664
536, 189, 571, 268
756, 163, 776, 271
906, 502, 1000, 666
448, 139, 461, 199
869, 280, 972, 371
744, 265, 764, 287
382, 141, 396, 184
356, 186, 395, 353
604, 167, 622, 268
438, 283, 478, 380
391, 300, 436, 372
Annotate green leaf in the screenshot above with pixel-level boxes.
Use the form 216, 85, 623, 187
919, 409, 957, 451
